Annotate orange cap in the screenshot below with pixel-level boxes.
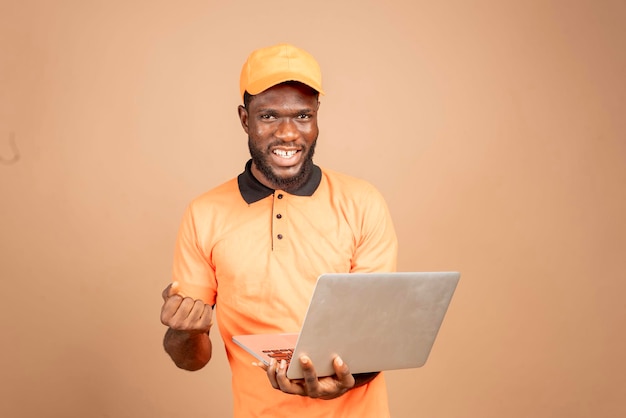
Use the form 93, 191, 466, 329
240, 43, 325, 100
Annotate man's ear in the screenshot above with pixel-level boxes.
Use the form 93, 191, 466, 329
237, 105, 249, 134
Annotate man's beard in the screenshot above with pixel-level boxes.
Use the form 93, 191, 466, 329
248, 138, 317, 192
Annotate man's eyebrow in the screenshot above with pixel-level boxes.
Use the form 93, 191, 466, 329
255, 107, 278, 114
255, 107, 316, 115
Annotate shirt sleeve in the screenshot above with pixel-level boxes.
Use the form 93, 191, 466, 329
350, 184, 398, 273
171, 203, 217, 305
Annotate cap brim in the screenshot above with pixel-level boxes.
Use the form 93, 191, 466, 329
245, 72, 325, 96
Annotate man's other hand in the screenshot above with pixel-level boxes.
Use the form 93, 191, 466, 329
260, 355, 355, 400
160, 282, 213, 335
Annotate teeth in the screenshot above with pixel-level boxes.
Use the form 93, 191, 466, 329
273, 149, 297, 158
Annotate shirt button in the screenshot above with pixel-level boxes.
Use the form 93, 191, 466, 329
277, 194, 283, 199
277, 234, 283, 240
276, 214, 282, 219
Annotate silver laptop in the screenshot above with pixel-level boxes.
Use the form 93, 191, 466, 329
232, 271, 460, 379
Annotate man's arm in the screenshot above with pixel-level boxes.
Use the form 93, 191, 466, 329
163, 328, 212, 371
161, 283, 214, 371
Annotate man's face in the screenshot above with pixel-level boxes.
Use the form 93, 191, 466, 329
238, 82, 320, 192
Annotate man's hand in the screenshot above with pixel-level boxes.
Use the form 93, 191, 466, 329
160, 282, 213, 335
161, 282, 213, 370
261, 355, 356, 400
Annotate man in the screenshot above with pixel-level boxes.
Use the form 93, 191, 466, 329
160, 43, 398, 418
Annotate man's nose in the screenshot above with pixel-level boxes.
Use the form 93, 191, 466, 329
275, 118, 298, 141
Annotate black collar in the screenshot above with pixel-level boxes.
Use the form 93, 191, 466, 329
237, 159, 322, 204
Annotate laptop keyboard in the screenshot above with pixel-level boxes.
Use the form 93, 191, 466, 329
263, 348, 294, 365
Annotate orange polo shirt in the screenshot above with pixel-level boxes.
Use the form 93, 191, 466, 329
172, 161, 398, 418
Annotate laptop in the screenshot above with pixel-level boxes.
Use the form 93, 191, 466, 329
232, 271, 460, 379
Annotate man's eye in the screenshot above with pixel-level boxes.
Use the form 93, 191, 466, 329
298, 114, 311, 119
260, 114, 275, 120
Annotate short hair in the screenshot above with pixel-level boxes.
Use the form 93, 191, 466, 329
243, 90, 253, 108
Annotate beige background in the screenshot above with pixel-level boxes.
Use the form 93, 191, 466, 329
1, 0, 625, 417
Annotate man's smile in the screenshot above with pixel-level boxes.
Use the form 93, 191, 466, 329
270, 147, 303, 168
273, 149, 299, 158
